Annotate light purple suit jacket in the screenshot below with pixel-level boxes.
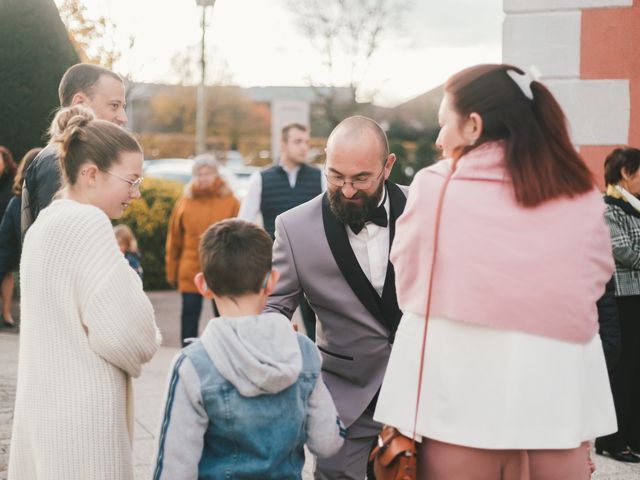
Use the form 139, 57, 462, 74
265, 185, 408, 427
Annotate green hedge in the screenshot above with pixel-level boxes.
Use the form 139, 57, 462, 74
0, 0, 80, 160
116, 177, 182, 290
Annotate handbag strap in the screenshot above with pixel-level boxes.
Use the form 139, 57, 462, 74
412, 160, 457, 442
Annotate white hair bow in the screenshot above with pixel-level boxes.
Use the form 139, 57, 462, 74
506, 66, 541, 100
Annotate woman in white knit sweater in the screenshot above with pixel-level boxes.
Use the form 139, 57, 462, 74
9, 106, 160, 479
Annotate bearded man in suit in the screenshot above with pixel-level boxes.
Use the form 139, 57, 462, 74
265, 115, 408, 479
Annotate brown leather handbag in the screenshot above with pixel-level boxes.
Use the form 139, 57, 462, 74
369, 162, 456, 480
369, 425, 417, 480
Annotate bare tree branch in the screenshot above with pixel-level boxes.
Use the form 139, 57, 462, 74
286, 0, 414, 110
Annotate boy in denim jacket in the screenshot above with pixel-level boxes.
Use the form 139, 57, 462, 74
152, 219, 345, 479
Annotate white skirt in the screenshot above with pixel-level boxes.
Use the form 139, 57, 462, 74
374, 313, 616, 449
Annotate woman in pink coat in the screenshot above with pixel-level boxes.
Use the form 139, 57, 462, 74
375, 64, 616, 479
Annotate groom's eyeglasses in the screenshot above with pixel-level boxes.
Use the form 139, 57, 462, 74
324, 166, 385, 190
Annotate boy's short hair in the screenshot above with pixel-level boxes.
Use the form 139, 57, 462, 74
199, 219, 273, 297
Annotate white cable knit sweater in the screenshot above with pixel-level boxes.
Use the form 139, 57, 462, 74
9, 199, 161, 479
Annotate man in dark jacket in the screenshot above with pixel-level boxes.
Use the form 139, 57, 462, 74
21, 63, 128, 239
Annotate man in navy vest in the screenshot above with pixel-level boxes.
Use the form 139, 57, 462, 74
239, 123, 324, 339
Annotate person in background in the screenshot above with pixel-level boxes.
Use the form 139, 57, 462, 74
9, 105, 159, 479
114, 224, 143, 279
22, 63, 128, 239
0, 148, 42, 327
375, 64, 616, 479
597, 147, 640, 462
239, 123, 323, 341
152, 219, 344, 479
0, 146, 18, 326
165, 154, 240, 347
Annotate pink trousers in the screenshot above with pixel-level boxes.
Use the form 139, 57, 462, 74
418, 439, 591, 480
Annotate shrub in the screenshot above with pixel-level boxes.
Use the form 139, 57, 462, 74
0, 0, 80, 160
388, 140, 411, 185
116, 177, 182, 290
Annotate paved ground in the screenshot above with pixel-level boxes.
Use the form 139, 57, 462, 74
0, 291, 313, 479
0, 292, 638, 479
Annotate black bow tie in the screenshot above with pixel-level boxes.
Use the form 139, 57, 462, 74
349, 205, 388, 234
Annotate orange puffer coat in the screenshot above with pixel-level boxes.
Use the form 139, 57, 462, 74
165, 178, 240, 292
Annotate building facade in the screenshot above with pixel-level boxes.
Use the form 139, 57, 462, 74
503, 0, 639, 188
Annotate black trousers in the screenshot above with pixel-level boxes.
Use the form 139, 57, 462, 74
181, 292, 218, 347
598, 295, 640, 450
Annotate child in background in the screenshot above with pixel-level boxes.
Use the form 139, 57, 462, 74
114, 224, 143, 279
152, 219, 344, 480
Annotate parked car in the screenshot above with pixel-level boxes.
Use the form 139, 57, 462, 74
143, 158, 241, 198
224, 150, 246, 168
227, 165, 260, 200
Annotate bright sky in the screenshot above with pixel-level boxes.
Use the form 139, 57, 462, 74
54, 0, 504, 107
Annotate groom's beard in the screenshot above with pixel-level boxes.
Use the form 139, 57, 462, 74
327, 179, 384, 227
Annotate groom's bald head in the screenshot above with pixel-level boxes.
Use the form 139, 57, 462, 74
326, 116, 389, 164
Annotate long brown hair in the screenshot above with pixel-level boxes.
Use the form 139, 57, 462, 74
0, 146, 17, 178
13, 148, 43, 196
445, 64, 593, 207
114, 224, 138, 253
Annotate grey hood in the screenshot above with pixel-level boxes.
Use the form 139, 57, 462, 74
201, 313, 302, 397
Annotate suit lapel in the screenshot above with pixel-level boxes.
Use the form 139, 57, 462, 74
380, 181, 408, 336
322, 182, 408, 334
381, 181, 407, 307
321, 194, 384, 322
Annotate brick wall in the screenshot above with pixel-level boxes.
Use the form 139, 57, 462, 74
503, 0, 638, 188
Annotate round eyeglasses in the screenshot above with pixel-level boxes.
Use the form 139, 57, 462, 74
104, 170, 144, 192
324, 165, 385, 190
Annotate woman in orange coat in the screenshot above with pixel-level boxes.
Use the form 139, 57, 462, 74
165, 154, 240, 346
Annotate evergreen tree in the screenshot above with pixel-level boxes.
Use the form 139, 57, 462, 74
0, 0, 80, 160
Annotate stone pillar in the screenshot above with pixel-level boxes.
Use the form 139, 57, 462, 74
270, 100, 310, 164
503, 0, 639, 188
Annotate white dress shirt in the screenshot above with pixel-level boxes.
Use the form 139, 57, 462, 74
345, 188, 390, 296
238, 164, 327, 222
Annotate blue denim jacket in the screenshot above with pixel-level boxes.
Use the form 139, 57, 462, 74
185, 334, 319, 479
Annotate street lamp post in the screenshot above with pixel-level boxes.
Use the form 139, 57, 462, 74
195, 0, 217, 155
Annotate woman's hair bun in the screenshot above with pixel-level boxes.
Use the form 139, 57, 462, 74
50, 105, 96, 160
50, 105, 95, 138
